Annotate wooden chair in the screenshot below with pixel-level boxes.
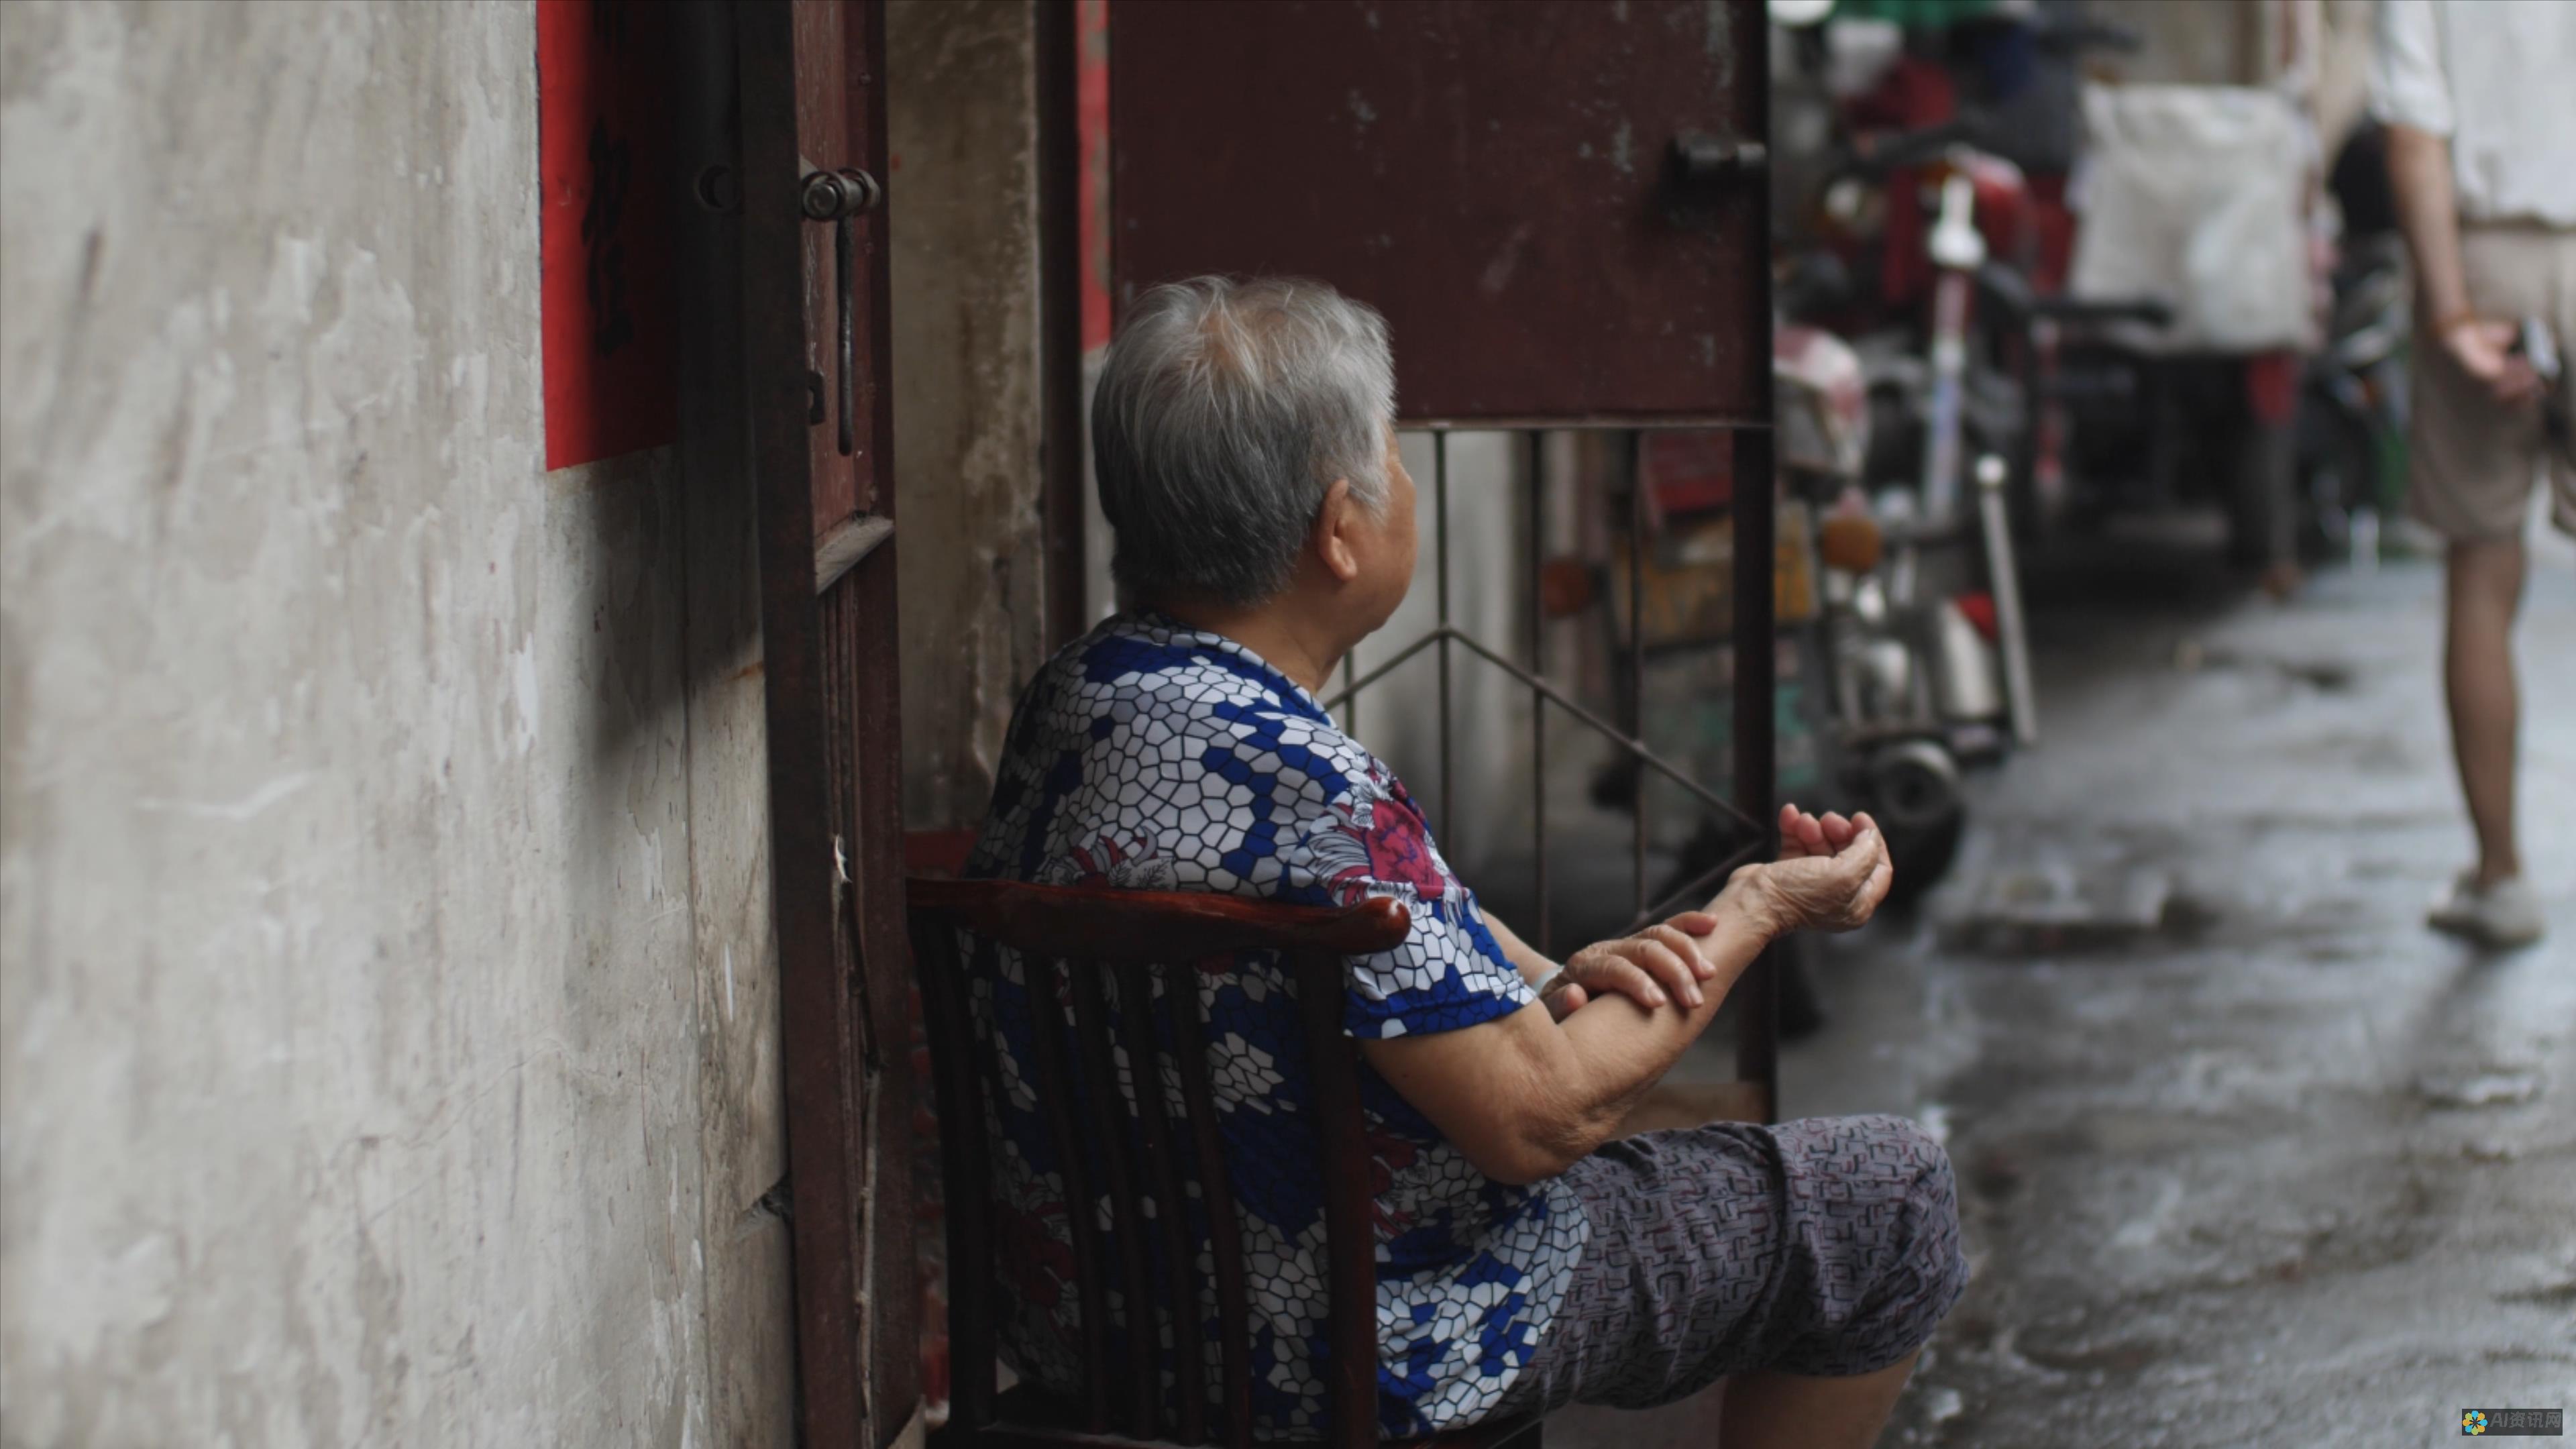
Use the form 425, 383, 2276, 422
908, 877, 1546, 1449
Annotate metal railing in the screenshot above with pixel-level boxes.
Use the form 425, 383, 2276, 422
1321, 428, 1774, 959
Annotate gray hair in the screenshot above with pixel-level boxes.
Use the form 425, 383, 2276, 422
1091, 276, 1396, 606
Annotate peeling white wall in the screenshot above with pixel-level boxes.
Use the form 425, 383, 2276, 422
1, 3, 787, 1445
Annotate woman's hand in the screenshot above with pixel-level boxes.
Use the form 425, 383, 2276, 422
2440, 315, 2543, 407
1538, 912, 1723, 1020
1717, 802, 1895, 938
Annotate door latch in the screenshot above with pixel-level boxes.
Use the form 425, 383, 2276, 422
799, 164, 881, 457
1664, 133, 1766, 227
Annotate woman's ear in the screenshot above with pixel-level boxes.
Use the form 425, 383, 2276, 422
1312, 477, 1362, 583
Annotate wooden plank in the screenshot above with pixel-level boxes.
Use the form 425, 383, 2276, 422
1066, 962, 1161, 1438
1120, 961, 1208, 1445
1017, 955, 1112, 1432
1294, 951, 1379, 1449
1170, 961, 1254, 1449
910, 912, 997, 1432
742, 4, 916, 1446
815, 513, 894, 593
739, 5, 867, 1440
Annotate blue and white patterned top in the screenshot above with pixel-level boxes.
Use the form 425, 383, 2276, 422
962, 612, 1588, 1439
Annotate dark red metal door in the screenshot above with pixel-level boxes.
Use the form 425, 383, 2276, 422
737, 3, 916, 1444
1107, 0, 1766, 425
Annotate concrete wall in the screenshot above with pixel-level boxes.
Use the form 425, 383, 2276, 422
0, 3, 790, 1445
888, 0, 1055, 835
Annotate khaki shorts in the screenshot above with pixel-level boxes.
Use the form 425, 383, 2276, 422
2410, 223, 2576, 543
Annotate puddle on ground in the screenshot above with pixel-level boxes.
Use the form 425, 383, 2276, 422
2178, 643, 2361, 693
2498, 1276, 2576, 1307
2018, 1339, 2170, 1375
2414, 1069, 2544, 1109
1937, 863, 2198, 955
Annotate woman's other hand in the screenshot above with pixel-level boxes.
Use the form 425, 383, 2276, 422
1541, 912, 1724, 1020
2440, 315, 2544, 407
1718, 802, 1894, 938
1778, 801, 1861, 861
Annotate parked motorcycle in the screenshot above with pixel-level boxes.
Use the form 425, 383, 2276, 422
1622, 320, 1972, 1039
1778, 321, 1980, 899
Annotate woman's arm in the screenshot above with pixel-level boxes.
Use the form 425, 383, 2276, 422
1361, 820, 1891, 1185
1486, 900, 1723, 1016
1480, 913, 1558, 990
1364, 896, 1768, 1183
1483, 805, 1868, 1017
2386, 124, 2542, 405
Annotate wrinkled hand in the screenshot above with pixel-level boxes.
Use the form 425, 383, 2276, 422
1718, 802, 1894, 938
1540, 912, 1722, 1020
2442, 317, 2542, 407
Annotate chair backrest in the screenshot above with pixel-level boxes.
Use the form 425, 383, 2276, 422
907, 877, 1413, 1449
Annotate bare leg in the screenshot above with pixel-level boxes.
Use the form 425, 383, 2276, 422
1717, 1352, 1922, 1449
2445, 537, 2527, 887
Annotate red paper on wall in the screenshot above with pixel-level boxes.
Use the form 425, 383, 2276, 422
539, 0, 676, 470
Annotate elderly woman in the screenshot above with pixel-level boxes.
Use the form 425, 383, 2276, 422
964, 278, 1964, 1448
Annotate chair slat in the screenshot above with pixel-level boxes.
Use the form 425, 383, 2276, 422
1068, 959, 1162, 1440
909, 914, 997, 1430
1118, 959, 1209, 1445
910, 877, 1411, 962
1019, 954, 1111, 1432
906, 879, 1421, 1449
1295, 949, 1381, 1449
1171, 954, 1254, 1449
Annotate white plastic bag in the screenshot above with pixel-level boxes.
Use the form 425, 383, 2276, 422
2070, 84, 2316, 354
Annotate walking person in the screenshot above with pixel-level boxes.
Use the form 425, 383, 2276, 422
2373, 0, 2576, 948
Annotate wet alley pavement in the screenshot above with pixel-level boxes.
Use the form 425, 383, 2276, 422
1777, 517, 2576, 1447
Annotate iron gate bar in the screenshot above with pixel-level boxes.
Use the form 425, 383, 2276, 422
1435, 429, 1453, 849
1342, 644, 1356, 737
1623, 837, 1767, 939
1324, 623, 1762, 838
1321, 625, 1449, 708
1628, 431, 1649, 925
1527, 431, 1548, 953
1321, 420, 1778, 1120
1731, 423, 1780, 1118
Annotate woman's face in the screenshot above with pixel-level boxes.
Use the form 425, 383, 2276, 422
1353, 429, 1419, 636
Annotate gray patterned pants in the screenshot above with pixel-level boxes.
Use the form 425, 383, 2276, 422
1494, 1114, 1968, 1414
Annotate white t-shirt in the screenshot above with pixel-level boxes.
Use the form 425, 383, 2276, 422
2369, 0, 2576, 227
